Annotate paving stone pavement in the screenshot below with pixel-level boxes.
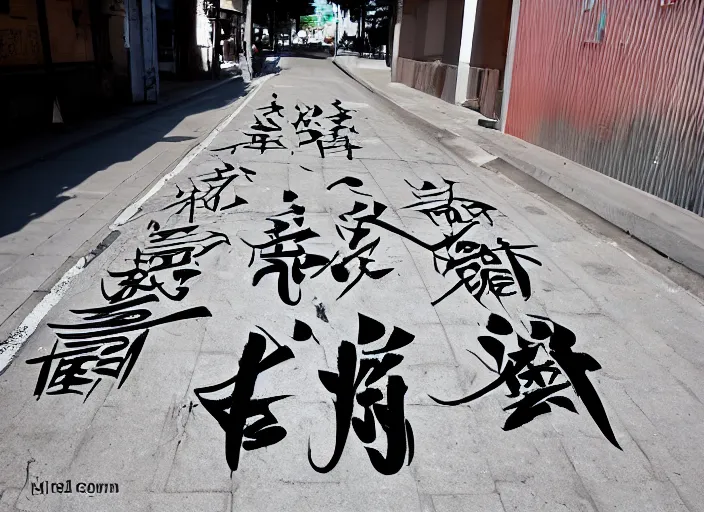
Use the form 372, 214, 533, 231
0, 57, 703, 512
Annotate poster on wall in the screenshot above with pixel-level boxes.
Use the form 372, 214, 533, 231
0, 1, 42, 66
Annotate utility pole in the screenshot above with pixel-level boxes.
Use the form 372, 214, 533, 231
140, 0, 159, 102
390, 0, 403, 78
213, 0, 221, 78
35, 0, 59, 124
244, 0, 252, 68
360, 1, 366, 55
334, 3, 339, 58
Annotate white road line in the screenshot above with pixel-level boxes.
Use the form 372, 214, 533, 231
0, 257, 86, 373
0, 75, 273, 374
111, 74, 273, 229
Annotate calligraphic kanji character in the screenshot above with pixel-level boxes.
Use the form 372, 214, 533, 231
28, 291, 210, 400
162, 164, 253, 222
195, 327, 294, 472
402, 179, 497, 229
196, 162, 254, 212
431, 238, 541, 307
101, 222, 230, 304
309, 314, 415, 475
212, 94, 289, 155
256, 93, 285, 118
315, 100, 361, 159
242, 190, 331, 305
429, 313, 621, 449
317, 238, 394, 299
293, 103, 326, 147
26, 331, 148, 400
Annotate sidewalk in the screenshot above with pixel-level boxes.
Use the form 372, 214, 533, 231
0, 67, 243, 175
0, 74, 253, 346
333, 56, 704, 278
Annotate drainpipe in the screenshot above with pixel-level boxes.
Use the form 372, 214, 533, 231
454, 0, 478, 105
390, 0, 403, 81
124, 0, 145, 102
244, 0, 252, 64
35, 0, 57, 124
213, 1, 221, 78
499, 0, 520, 132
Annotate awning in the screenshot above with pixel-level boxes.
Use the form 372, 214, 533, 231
220, 0, 243, 13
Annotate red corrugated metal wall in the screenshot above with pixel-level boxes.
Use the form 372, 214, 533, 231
505, 0, 704, 216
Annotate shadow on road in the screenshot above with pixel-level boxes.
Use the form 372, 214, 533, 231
0, 77, 249, 242
0, 51, 334, 243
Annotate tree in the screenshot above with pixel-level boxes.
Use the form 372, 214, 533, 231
331, 0, 394, 57
251, 0, 314, 49
339, 31, 356, 51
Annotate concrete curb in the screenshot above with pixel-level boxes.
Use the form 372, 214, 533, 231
479, 144, 704, 277
0, 75, 242, 175
333, 58, 459, 142
333, 59, 704, 277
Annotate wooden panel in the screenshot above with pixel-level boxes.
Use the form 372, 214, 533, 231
46, 0, 94, 63
0, 1, 42, 66
479, 67, 499, 118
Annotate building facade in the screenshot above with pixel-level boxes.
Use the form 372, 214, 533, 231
505, 0, 704, 216
392, 0, 704, 216
0, 0, 160, 134
1, 0, 246, 136
392, 0, 513, 118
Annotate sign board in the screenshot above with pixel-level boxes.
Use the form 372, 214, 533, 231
221, 0, 243, 12
300, 3, 335, 30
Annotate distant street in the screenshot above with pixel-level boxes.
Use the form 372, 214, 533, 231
0, 56, 703, 512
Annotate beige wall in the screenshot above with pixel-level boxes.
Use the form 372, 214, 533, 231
423, 0, 446, 58
412, 0, 428, 59
398, 12, 416, 59
108, 10, 128, 72
0, 1, 43, 67
397, 0, 466, 64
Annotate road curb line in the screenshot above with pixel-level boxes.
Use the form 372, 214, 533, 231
0, 257, 86, 373
334, 60, 704, 280
332, 60, 459, 140
0, 75, 244, 176
0, 74, 274, 374
332, 60, 497, 168
111, 74, 273, 228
